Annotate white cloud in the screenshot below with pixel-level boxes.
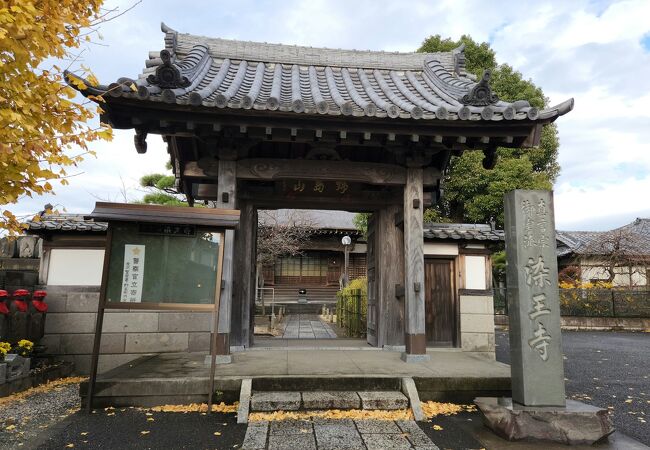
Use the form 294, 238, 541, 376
555, 176, 650, 229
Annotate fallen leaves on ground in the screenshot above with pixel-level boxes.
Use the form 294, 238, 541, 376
249, 409, 413, 422
145, 402, 238, 413
420, 401, 477, 418
432, 424, 444, 431
0, 377, 87, 406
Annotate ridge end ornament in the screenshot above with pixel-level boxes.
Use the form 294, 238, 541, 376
147, 50, 190, 89
460, 70, 499, 106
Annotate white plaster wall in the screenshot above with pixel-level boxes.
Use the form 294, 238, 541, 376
465, 255, 487, 290
631, 267, 648, 286
351, 243, 367, 253
47, 249, 105, 286
423, 242, 458, 256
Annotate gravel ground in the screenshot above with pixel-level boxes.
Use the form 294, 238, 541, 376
496, 330, 650, 446
0, 380, 81, 449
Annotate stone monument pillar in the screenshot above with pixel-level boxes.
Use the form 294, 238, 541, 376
475, 190, 614, 445
504, 189, 565, 407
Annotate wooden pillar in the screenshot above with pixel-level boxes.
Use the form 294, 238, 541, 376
402, 167, 429, 362
216, 159, 236, 360
231, 202, 256, 348
375, 205, 404, 348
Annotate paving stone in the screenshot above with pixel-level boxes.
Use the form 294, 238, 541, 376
354, 419, 401, 434
302, 391, 361, 410
312, 418, 355, 426
242, 421, 268, 450
269, 420, 313, 435
358, 391, 409, 410
268, 432, 316, 450
313, 420, 364, 450
251, 392, 302, 412
396, 420, 439, 448
362, 433, 413, 450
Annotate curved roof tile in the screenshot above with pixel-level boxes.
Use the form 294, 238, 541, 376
67, 23, 573, 122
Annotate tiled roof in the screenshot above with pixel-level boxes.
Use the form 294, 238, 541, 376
24, 215, 107, 233
66, 23, 573, 123
259, 210, 361, 237
424, 223, 504, 242
556, 218, 650, 257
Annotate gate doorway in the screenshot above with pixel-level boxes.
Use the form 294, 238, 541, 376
253, 209, 369, 345
424, 258, 458, 347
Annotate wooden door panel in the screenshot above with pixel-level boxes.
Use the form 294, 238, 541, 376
424, 259, 456, 346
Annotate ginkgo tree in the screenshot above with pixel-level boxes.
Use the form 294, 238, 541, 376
0, 1, 113, 234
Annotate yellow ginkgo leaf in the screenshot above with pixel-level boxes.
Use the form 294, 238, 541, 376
432, 424, 443, 431
214, 432, 222, 436
140, 430, 150, 435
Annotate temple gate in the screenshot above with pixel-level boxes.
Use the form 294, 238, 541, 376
69, 23, 572, 361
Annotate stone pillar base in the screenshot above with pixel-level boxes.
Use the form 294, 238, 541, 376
400, 353, 430, 363
475, 397, 614, 445
204, 354, 232, 365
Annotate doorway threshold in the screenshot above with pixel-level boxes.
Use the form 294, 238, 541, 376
251, 338, 376, 351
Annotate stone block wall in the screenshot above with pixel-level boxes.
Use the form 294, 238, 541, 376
41, 286, 212, 375
459, 294, 495, 357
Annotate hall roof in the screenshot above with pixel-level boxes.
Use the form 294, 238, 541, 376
556, 218, 650, 258
68, 23, 573, 123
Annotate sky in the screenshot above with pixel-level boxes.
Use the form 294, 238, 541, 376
11, 0, 650, 231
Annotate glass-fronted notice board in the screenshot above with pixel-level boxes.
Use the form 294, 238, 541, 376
105, 222, 222, 306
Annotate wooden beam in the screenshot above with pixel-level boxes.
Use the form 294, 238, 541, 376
187, 158, 441, 186
230, 201, 255, 348
402, 167, 428, 360
106, 99, 538, 143
216, 159, 236, 357
237, 188, 402, 211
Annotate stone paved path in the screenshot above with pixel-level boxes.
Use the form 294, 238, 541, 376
280, 314, 338, 339
242, 419, 439, 450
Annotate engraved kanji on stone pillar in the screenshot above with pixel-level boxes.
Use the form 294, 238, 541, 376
504, 190, 565, 407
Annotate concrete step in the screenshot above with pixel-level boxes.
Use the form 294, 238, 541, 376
358, 391, 409, 410
252, 377, 401, 392
250, 391, 301, 412
249, 390, 409, 412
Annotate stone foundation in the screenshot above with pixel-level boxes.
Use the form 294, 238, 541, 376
42, 286, 213, 375
475, 397, 615, 445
